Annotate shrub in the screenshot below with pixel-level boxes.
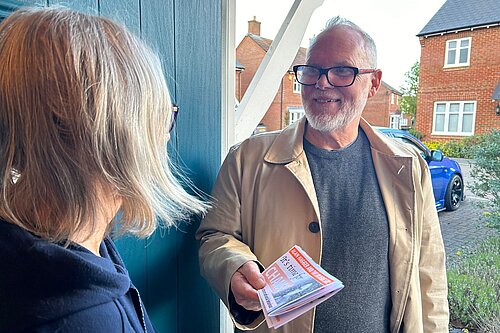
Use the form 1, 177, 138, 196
470, 129, 500, 231
447, 236, 500, 331
408, 128, 425, 140
423, 134, 487, 159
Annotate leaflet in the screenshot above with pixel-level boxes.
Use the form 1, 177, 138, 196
257, 245, 344, 329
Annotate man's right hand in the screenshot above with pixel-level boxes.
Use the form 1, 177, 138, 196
230, 261, 266, 311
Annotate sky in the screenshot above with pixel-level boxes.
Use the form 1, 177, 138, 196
236, 0, 447, 90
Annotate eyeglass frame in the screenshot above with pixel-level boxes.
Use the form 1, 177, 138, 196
169, 104, 179, 132
292, 64, 378, 88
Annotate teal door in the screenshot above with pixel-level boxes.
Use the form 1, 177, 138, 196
8, 0, 223, 331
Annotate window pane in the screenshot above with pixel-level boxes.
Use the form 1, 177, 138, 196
450, 103, 460, 113
435, 114, 445, 131
436, 103, 446, 113
463, 103, 474, 113
447, 50, 456, 64
462, 114, 473, 132
460, 39, 469, 47
448, 40, 457, 48
459, 48, 468, 63
448, 114, 459, 132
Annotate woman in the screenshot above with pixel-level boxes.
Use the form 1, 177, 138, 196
0, 6, 208, 332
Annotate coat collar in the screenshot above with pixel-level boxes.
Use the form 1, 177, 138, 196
264, 116, 414, 164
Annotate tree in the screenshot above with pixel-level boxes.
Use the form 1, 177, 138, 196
399, 61, 419, 125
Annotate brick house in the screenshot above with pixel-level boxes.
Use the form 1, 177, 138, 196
416, 0, 500, 141
361, 81, 407, 129
237, 17, 407, 132
236, 17, 306, 132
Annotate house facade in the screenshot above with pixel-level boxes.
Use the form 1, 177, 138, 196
236, 17, 305, 132
237, 17, 407, 132
416, 0, 500, 141
361, 81, 407, 129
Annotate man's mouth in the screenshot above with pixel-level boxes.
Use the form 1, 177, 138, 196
314, 98, 341, 103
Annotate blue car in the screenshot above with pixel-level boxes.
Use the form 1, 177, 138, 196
377, 127, 464, 211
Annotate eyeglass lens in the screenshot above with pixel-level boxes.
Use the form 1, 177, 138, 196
297, 66, 356, 87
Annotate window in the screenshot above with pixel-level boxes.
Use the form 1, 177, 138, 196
389, 115, 400, 129
391, 93, 395, 104
293, 78, 301, 94
444, 37, 471, 67
287, 106, 305, 125
433, 101, 476, 135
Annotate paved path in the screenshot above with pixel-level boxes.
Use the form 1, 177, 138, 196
437, 158, 496, 265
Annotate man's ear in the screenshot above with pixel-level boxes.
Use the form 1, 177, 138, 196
368, 70, 382, 98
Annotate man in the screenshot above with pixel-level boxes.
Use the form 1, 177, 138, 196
197, 16, 449, 333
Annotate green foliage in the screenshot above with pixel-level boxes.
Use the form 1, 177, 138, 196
399, 61, 419, 122
423, 134, 488, 158
408, 128, 425, 140
470, 129, 500, 231
448, 236, 500, 331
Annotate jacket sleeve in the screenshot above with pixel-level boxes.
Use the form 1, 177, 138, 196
415, 155, 450, 332
195, 146, 265, 330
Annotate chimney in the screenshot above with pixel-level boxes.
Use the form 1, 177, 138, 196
248, 16, 261, 36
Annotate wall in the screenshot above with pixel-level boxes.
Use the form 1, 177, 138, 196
362, 84, 397, 127
417, 26, 500, 141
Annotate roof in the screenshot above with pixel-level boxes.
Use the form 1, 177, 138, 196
418, 0, 500, 36
493, 80, 500, 100
381, 81, 402, 95
245, 33, 307, 71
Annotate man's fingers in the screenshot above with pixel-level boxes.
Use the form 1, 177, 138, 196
230, 261, 267, 311
238, 261, 266, 289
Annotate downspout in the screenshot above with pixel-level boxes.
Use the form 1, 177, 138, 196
280, 77, 284, 129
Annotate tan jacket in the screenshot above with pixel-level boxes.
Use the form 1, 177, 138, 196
197, 118, 449, 333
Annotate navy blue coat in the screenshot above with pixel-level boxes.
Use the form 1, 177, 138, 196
0, 220, 156, 333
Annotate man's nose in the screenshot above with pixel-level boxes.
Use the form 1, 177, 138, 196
315, 73, 333, 90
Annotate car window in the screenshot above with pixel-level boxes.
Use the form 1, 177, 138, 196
392, 136, 427, 159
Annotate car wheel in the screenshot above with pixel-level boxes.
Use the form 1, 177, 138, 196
445, 174, 463, 211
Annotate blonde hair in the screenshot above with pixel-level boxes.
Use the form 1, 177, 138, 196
0, 7, 208, 242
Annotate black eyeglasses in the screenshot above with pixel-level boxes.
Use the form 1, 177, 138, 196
169, 104, 179, 132
293, 65, 377, 88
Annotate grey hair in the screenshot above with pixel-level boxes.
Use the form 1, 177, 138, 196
309, 16, 378, 68
0, 7, 209, 243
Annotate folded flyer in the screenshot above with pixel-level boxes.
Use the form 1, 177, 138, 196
257, 245, 344, 329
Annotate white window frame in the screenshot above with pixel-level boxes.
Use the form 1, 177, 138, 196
389, 114, 400, 129
287, 106, 305, 125
391, 93, 395, 105
293, 77, 301, 94
444, 37, 471, 68
432, 100, 476, 136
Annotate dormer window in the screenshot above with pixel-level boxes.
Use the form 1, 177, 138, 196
444, 37, 471, 68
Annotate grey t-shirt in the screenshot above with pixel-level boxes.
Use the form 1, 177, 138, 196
304, 128, 391, 333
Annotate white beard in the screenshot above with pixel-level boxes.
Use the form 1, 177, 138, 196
305, 95, 368, 132
305, 80, 371, 133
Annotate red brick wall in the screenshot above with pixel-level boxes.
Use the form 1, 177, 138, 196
416, 26, 500, 141
236, 37, 302, 131
362, 84, 399, 127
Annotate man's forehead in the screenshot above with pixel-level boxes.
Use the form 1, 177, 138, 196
306, 27, 367, 65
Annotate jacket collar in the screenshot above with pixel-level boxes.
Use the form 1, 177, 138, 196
264, 116, 413, 164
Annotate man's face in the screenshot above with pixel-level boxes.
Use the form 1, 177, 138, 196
301, 27, 375, 132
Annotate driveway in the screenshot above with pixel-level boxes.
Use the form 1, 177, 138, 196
437, 158, 496, 265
